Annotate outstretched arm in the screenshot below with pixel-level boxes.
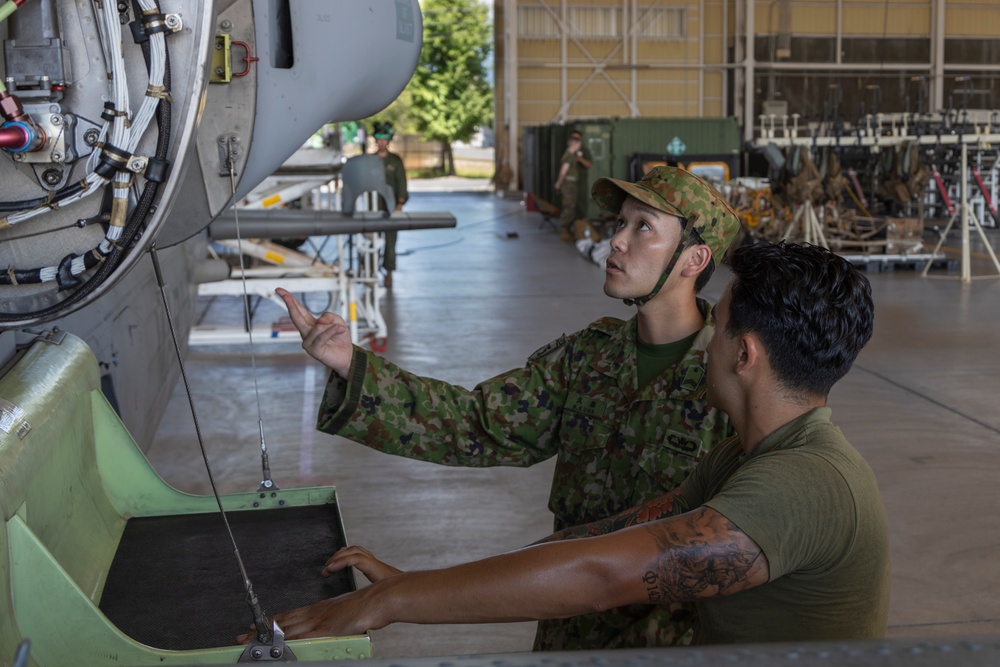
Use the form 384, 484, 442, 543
535, 487, 686, 543
247, 506, 768, 641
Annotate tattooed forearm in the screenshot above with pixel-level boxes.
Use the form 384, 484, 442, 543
640, 507, 766, 602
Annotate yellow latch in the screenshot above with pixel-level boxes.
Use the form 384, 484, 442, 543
210, 33, 233, 83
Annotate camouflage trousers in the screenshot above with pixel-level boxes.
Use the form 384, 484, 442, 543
533, 602, 696, 651
559, 179, 579, 233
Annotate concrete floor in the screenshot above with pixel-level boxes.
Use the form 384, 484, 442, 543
147, 185, 1000, 659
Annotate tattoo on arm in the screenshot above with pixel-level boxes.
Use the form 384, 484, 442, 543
641, 507, 765, 603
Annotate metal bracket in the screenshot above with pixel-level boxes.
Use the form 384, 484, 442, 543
127, 155, 148, 174
210, 33, 256, 82
217, 133, 242, 176
211, 33, 233, 83
237, 621, 297, 662
163, 14, 183, 33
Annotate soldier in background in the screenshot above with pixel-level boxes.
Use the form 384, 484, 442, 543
372, 121, 408, 288
553, 130, 593, 242
275, 166, 742, 650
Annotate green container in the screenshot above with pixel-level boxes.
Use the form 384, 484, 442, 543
610, 117, 741, 175
523, 117, 741, 221
575, 121, 614, 221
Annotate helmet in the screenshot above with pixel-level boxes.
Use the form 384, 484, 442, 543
592, 166, 742, 306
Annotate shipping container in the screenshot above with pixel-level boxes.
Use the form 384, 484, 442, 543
523, 117, 741, 221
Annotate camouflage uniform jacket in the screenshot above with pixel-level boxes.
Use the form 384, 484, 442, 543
316, 302, 733, 650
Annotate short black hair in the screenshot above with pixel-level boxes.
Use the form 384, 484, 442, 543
569, 130, 582, 139
726, 241, 873, 397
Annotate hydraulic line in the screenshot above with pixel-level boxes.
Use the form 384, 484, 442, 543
0, 0, 172, 312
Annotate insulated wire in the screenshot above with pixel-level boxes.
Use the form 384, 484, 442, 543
3, 0, 167, 284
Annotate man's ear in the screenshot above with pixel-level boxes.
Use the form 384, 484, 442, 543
680, 244, 712, 277
736, 334, 762, 374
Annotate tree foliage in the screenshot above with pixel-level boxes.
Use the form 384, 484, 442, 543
409, 0, 493, 174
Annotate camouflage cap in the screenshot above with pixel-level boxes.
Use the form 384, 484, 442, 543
592, 166, 741, 264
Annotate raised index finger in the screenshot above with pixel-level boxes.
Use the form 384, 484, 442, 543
275, 288, 316, 334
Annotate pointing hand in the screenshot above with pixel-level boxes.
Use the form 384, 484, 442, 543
276, 288, 353, 377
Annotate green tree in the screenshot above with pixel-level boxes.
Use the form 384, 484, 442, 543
366, 89, 417, 138
408, 0, 493, 175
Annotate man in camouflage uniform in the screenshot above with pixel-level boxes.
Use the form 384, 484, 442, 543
276, 166, 743, 650
372, 121, 408, 288
553, 130, 593, 242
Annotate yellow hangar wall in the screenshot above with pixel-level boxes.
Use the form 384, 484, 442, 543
493, 0, 1000, 189
510, 0, 727, 122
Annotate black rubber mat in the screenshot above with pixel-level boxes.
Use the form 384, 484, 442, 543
99, 504, 353, 650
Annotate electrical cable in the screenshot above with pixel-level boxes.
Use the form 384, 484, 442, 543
0, 0, 172, 315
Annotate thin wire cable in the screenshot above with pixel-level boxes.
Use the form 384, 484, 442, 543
228, 165, 277, 488
148, 245, 254, 588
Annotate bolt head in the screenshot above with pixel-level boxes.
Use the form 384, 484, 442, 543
51, 152, 63, 162
51, 114, 63, 125
250, 647, 263, 659
215, 67, 225, 75
270, 647, 282, 658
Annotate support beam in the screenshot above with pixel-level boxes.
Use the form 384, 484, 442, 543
504, 0, 519, 191
743, 0, 755, 142
932, 0, 945, 111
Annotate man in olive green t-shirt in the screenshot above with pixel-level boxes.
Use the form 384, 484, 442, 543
245, 242, 890, 646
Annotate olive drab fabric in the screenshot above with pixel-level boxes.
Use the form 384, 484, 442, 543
558, 143, 591, 235
592, 166, 742, 265
316, 302, 733, 650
